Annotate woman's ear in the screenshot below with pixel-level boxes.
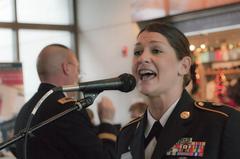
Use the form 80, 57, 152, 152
178, 56, 192, 76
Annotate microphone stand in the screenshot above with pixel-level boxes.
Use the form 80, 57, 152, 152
0, 96, 94, 151
23, 89, 55, 159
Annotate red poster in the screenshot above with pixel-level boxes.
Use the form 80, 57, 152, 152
0, 63, 24, 121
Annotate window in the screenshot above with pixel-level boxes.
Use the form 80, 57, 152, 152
0, 29, 15, 62
19, 30, 73, 99
17, 0, 74, 24
0, 0, 14, 22
0, 0, 78, 100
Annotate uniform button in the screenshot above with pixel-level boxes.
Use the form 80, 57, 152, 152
180, 111, 190, 119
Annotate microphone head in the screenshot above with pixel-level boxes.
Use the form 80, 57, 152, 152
119, 73, 136, 92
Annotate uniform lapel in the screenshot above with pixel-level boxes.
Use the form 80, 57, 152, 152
130, 113, 147, 159
151, 90, 195, 159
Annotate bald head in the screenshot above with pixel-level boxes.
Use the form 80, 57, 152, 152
37, 44, 79, 86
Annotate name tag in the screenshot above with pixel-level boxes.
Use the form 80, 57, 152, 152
121, 151, 132, 159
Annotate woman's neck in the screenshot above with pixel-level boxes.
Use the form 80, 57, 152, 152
147, 89, 183, 120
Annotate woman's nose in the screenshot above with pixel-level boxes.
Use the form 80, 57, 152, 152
138, 50, 151, 64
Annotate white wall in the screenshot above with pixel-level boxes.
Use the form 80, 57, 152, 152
77, 0, 142, 125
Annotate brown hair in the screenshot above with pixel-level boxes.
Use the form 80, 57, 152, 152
227, 78, 240, 105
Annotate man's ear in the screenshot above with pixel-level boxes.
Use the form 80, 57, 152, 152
178, 56, 192, 76
62, 62, 70, 75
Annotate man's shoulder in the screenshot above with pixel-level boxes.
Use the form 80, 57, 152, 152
57, 96, 76, 105
117, 116, 143, 144
40, 92, 75, 109
120, 116, 143, 132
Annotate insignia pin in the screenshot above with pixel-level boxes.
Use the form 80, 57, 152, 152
180, 111, 190, 119
198, 102, 204, 106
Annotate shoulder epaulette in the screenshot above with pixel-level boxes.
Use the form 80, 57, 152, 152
58, 97, 76, 104
98, 133, 116, 142
120, 116, 142, 131
194, 101, 229, 117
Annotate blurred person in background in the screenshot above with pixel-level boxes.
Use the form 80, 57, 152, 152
129, 102, 147, 119
97, 96, 121, 132
97, 96, 115, 124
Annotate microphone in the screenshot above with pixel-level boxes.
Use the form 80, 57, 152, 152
54, 73, 136, 93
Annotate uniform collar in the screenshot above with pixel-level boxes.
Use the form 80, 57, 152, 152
145, 98, 180, 137
151, 90, 195, 159
38, 83, 67, 97
38, 83, 56, 91
129, 90, 195, 159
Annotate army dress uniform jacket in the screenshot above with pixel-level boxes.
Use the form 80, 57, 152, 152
14, 83, 117, 159
117, 90, 240, 159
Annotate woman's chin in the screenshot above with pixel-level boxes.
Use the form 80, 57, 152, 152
139, 87, 153, 96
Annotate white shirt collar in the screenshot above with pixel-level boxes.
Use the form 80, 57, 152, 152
145, 98, 180, 137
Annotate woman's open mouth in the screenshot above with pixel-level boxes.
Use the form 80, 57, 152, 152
138, 69, 157, 81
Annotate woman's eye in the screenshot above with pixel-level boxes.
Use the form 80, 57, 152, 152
134, 50, 142, 56
151, 49, 162, 54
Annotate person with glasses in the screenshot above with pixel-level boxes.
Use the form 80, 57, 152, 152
14, 44, 117, 159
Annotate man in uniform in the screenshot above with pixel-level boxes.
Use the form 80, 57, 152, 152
14, 44, 117, 159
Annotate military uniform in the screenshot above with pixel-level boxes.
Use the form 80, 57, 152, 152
117, 90, 240, 159
14, 83, 117, 159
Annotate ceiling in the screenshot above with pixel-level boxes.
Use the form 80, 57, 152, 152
131, 0, 240, 21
